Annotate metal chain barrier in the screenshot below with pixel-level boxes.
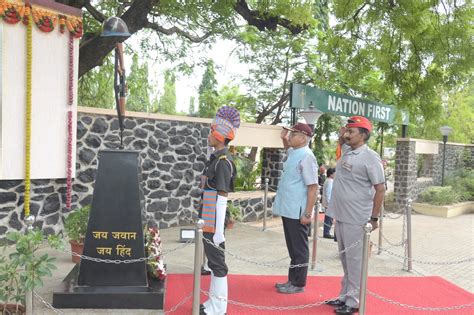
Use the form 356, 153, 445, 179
53, 239, 194, 265
374, 244, 474, 265
202, 236, 361, 268
201, 288, 358, 311
34, 291, 64, 314
368, 290, 474, 311
165, 292, 193, 314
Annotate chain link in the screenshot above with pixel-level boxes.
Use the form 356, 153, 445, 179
375, 245, 474, 265
202, 236, 361, 268
54, 239, 194, 265
368, 290, 474, 311
164, 292, 192, 314
34, 291, 64, 314
201, 288, 358, 311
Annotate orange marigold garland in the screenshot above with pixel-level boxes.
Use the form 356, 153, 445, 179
0, 0, 82, 37
32, 7, 57, 32
0, 1, 23, 24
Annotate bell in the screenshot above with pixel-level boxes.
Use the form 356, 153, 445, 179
101, 16, 131, 38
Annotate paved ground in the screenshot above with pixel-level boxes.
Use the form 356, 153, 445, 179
31, 211, 473, 314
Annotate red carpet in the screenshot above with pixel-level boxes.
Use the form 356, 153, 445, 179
165, 274, 474, 314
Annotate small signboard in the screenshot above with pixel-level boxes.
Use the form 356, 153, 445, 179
290, 83, 408, 124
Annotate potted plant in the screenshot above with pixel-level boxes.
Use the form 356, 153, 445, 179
0, 230, 61, 314
64, 205, 91, 264
225, 203, 242, 229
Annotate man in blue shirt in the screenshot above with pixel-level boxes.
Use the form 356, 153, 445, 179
272, 123, 319, 294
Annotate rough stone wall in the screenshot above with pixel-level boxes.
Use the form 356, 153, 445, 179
261, 148, 285, 191
432, 144, 469, 184
394, 140, 418, 209
230, 194, 276, 222
394, 139, 472, 209
0, 112, 211, 239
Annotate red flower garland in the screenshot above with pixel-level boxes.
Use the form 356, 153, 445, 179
66, 33, 74, 210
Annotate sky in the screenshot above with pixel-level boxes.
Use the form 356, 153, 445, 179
126, 36, 250, 114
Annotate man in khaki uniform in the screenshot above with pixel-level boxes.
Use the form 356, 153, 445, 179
326, 116, 385, 315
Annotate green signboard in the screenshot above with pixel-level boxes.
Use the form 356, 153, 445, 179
291, 83, 407, 124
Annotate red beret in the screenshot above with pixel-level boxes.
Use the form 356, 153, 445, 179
283, 123, 313, 137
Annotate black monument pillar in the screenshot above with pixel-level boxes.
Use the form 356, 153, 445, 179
53, 150, 165, 309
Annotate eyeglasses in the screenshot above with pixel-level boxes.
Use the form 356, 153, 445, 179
289, 132, 304, 138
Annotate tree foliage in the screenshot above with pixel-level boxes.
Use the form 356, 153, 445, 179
77, 55, 114, 108
57, 0, 315, 78
198, 60, 219, 118
157, 70, 177, 115
127, 54, 152, 112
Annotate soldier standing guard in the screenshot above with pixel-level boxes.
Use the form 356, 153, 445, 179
199, 106, 240, 315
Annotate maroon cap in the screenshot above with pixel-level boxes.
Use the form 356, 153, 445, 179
346, 116, 372, 132
283, 123, 313, 137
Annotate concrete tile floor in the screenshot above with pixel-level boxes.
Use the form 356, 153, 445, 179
29, 213, 473, 314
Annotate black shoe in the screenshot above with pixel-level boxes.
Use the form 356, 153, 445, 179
334, 305, 358, 314
325, 299, 345, 307
201, 267, 211, 275
323, 234, 335, 239
277, 284, 304, 294
200, 304, 205, 311
275, 281, 291, 289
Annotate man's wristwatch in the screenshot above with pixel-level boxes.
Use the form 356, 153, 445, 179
304, 212, 312, 218
370, 216, 379, 222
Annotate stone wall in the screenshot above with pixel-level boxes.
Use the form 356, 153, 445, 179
261, 148, 286, 191
229, 192, 276, 222
394, 139, 472, 209
0, 111, 211, 239
0, 110, 287, 240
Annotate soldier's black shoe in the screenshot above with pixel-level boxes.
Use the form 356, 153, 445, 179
334, 305, 358, 314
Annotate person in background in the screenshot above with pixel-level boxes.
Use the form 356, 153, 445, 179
325, 116, 385, 315
272, 123, 319, 294
318, 165, 327, 196
199, 106, 240, 315
322, 167, 336, 239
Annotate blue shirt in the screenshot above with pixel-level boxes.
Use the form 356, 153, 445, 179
272, 146, 318, 219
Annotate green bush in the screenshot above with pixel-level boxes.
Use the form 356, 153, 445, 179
226, 203, 242, 222
234, 156, 260, 191
419, 186, 461, 205
0, 230, 61, 311
445, 169, 474, 201
64, 205, 91, 243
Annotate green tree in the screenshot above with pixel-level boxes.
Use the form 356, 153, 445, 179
77, 55, 114, 108
158, 70, 177, 115
198, 60, 219, 118
127, 54, 152, 112
59, 0, 315, 78
321, 0, 473, 132
188, 96, 196, 115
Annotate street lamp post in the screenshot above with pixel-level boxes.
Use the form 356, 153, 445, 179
299, 103, 323, 147
299, 104, 324, 252
439, 126, 452, 186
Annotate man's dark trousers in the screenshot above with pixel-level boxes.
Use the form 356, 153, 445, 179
282, 216, 309, 287
323, 214, 333, 236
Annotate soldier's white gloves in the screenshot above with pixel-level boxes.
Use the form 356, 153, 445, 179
213, 195, 227, 245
